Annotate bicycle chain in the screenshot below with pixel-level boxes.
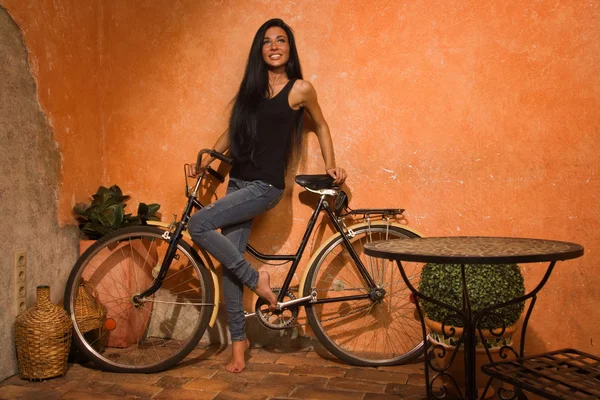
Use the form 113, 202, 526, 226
269, 287, 376, 328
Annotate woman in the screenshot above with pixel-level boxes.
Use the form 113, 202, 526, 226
188, 18, 347, 373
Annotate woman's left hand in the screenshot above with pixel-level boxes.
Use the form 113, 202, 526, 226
326, 167, 347, 185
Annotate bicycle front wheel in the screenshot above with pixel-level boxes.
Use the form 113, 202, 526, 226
64, 226, 214, 373
304, 223, 424, 366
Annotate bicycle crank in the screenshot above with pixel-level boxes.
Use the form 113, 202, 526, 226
254, 289, 316, 330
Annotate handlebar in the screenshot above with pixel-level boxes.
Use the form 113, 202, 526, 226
190, 149, 233, 184
196, 149, 233, 174
206, 166, 225, 183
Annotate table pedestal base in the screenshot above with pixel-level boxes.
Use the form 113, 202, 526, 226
398, 260, 557, 400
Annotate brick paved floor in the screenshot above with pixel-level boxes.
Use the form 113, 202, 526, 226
0, 342, 430, 400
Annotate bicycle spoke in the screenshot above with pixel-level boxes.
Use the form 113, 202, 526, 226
67, 227, 212, 372
305, 224, 424, 365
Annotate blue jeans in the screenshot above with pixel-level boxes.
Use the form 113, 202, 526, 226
188, 177, 283, 342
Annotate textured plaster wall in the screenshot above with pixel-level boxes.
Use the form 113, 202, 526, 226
1, 0, 599, 366
100, 0, 600, 355
1, 0, 103, 224
0, 6, 79, 381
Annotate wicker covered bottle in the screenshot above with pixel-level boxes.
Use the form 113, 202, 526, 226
15, 285, 72, 380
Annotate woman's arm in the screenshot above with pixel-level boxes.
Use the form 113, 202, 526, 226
200, 129, 231, 169
188, 129, 231, 178
294, 80, 347, 185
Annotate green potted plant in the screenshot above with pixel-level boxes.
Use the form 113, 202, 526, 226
73, 185, 160, 241
418, 263, 525, 396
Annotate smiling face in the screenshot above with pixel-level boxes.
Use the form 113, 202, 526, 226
261, 26, 290, 70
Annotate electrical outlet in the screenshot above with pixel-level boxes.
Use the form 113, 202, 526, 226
14, 249, 27, 315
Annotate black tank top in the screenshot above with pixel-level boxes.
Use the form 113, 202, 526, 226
230, 79, 301, 189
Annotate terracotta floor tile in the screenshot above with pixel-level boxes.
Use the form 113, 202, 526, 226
158, 366, 218, 379
187, 346, 224, 359
152, 388, 218, 400
212, 391, 267, 400
385, 383, 428, 396
245, 350, 281, 364
291, 365, 347, 378
244, 362, 293, 374
61, 367, 107, 382
60, 390, 124, 400
377, 361, 425, 374
364, 393, 408, 400
102, 382, 162, 399
0, 375, 70, 391
184, 377, 245, 392
0, 385, 44, 399
345, 367, 409, 384
258, 373, 328, 387
193, 359, 228, 369
212, 370, 268, 384
72, 370, 161, 385
154, 376, 193, 389
267, 398, 303, 400
326, 377, 386, 393
406, 372, 428, 386
58, 380, 115, 393
304, 347, 341, 361
242, 382, 296, 397
290, 386, 365, 400
275, 354, 342, 367
0, 377, 23, 386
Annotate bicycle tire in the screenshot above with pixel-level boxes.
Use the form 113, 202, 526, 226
304, 223, 424, 366
64, 226, 214, 373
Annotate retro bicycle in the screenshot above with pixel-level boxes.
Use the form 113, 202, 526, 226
63, 149, 424, 373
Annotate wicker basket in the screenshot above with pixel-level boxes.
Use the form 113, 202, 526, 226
15, 286, 72, 380
72, 280, 107, 333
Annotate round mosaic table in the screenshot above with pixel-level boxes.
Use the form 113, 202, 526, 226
364, 237, 584, 400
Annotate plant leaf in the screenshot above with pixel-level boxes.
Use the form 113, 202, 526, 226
147, 203, 160, 215
112, 205, 124, 228
138, 202, 149, 217
73, 203, 90, 216
109, 185, 123, 197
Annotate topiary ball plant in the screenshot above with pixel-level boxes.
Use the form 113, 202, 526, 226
418, 263, 525, 330
73, 185, 160, 240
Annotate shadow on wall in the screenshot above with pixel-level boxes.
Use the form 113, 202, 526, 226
0, 6, 79, 382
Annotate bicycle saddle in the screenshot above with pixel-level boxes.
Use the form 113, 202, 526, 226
295, 174, 336, 190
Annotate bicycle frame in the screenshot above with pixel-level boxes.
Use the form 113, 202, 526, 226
246, 193, 378, 304
139, 155, 403, 311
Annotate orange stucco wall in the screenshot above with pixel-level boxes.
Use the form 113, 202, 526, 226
3, 1, 599, 355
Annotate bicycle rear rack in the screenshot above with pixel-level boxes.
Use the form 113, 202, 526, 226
341, 208, 405, 218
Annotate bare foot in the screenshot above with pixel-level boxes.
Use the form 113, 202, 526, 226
254, 270, 277, 311
225, 338, 250, 373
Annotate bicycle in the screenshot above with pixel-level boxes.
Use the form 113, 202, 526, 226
64, 149, 425, 373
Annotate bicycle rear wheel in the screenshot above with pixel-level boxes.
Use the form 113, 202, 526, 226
64, 226, 214, 373
304, 223, 424, 366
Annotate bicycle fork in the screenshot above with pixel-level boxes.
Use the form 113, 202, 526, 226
134, 188, 200, 304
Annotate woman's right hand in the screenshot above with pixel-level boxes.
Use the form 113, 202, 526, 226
188, 159, 211, 178
187, 163, 201, 178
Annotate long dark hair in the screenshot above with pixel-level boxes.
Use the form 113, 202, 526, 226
229, 18, 304, 171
